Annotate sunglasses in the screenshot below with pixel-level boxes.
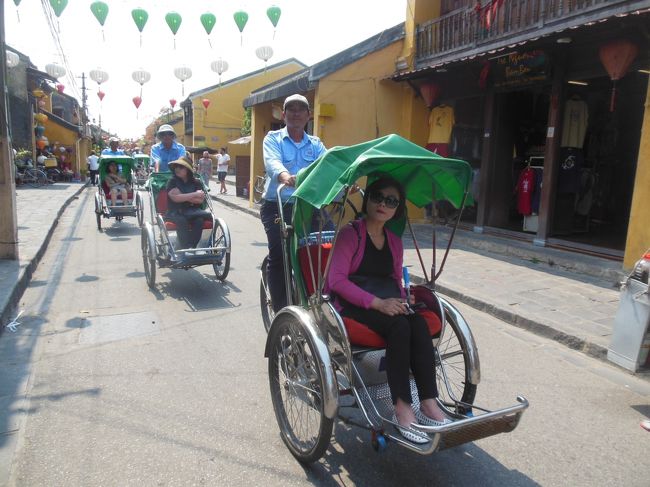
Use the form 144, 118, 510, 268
368, 192, 400, 209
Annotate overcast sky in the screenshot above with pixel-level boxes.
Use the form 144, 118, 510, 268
5, 0, 407, 138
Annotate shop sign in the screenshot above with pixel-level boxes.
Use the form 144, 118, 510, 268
493, 50, 549, 89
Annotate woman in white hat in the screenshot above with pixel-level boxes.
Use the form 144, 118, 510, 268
166, 155, 210, 249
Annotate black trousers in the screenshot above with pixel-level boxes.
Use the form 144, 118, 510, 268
342, 306, 438, 405
89, 169, 98, 185
260, 200, 293, 312
167, 209, 211, 249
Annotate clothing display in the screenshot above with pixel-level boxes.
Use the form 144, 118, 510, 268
561, 98, 589, 148
557, 148, 583, 194
427, 105, 455, 144
425, 143, 450, 157
515, 167, 535, 216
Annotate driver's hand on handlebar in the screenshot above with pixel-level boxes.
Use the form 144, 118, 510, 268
278, 171, 296, 187
371, 297, 410, 316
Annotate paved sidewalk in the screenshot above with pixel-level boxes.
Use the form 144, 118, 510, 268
0, 182, 86, 327
209, 175, 631, 366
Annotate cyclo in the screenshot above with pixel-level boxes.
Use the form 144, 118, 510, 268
260, 134, 528, 462
140, 171, 231, 288
94, 155, 144, 230
133, 154, 151, 187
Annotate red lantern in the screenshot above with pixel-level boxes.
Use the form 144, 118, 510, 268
56, 83, 65, 94
132, 96, 142, 109
598, 40, 639, 112
169, 98, 177, 108
97, 90, 105, 101
420, 82, 441, 108
36, 139, 47, 150
202, 98, 210, 110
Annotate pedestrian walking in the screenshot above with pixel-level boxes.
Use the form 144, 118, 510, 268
197, 151, 213, 187
217, 147, 230, 194
87, 151, 99, 186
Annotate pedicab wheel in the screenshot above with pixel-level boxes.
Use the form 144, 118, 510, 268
136, 193, 144, 228
96, 211, 102, 230
436, 313, 477, 414
141, 226, 156, 289
268, 314, 333, 464
260, 256, 274, 333
210, 219, 230, 281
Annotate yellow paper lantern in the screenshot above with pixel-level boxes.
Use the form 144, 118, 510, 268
32, 88, 45, 98
34, 113, 48, 123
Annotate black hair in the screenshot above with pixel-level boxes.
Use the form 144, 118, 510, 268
362, 175, 406, 220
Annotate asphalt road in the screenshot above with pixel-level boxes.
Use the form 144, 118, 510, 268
1, 188, 649, 486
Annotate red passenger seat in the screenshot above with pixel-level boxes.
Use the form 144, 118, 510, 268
155, 189, 213, 231
298, 238, 443, 348
102, 181, 133, 201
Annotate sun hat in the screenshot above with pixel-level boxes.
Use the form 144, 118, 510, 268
168, 155, 194, 173
283, 94, 309, 111
157, 124, 176, 137
109, 136, 119, 143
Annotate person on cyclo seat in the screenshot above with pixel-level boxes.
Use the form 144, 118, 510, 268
326, 176, 450, 445
166, 156, 211, 250
105, 161, 130, 206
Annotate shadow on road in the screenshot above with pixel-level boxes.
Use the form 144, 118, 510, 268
154, 268, 240, 312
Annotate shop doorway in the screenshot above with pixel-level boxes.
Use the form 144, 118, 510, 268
488, 89, 550, 232
551, 73, 647, 252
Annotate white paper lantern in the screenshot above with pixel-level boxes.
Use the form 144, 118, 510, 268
255, 46, 274, 63
89, 68, 109, 85
210, 59, 229, 76
131, 69, 151, 85
173, 66, 192, 95
45, 63, 66, 79
6, 50, 19, 69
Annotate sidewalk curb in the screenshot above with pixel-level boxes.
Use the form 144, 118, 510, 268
210, 193, 260, 220
0, 183, 88, 330
213, 196, 614, 365
409, 274, 608, 362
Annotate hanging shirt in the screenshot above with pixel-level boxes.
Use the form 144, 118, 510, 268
515, 167, 535, 216
427, 105, 455, 144
561, 99, 589, 148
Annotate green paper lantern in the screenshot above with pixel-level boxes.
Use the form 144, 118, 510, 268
90, 1, 109, 26
266, 6, 281, 28
165, 12, 182, 35
200, 13, 216, 35
131, 8, 148, 33
49, 0, 68, 18
13, 0, 21, 6
233, 10, 248, 33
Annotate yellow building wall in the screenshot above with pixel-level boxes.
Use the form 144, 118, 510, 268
400, 0, 441, 69
190, 61, 305, 168
249, 103, 273, 206
624, 81, 650, 268
314, 41, 405, 147
44, 123, 81, 172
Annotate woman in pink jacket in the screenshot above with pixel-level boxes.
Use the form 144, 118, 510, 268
327, 176, 449, 444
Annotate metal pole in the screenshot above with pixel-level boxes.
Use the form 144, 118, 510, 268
0, 0, 19, 260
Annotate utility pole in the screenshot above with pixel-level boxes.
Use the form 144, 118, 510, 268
0, 0, 19, 260
80, 72, 88, 131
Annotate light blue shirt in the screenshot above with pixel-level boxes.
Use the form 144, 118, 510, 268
101, 148, 125, 156
262, 127, 326, 202
151, 140, 186, 172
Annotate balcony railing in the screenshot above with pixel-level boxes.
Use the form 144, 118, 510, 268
416, 0, 646, 67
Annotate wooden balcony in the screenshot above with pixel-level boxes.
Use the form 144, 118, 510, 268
416, 0, 650, 68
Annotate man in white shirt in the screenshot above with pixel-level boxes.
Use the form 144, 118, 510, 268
87, 151, 99, 186
216, 147, 230, 194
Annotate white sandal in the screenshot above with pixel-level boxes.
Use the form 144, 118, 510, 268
414, 409, 452, 427
392, 415, 430, 444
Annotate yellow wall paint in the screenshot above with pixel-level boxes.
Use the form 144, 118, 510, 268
190, 61, 305, 167
44, 123, 81, 171
249, 103, 273, 206
314, 41, 404, 146
624, 81, 650, 268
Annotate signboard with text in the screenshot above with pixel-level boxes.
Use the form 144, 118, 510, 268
493, 50, 549, 89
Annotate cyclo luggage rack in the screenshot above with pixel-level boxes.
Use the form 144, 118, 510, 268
296, 230, 528, 454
